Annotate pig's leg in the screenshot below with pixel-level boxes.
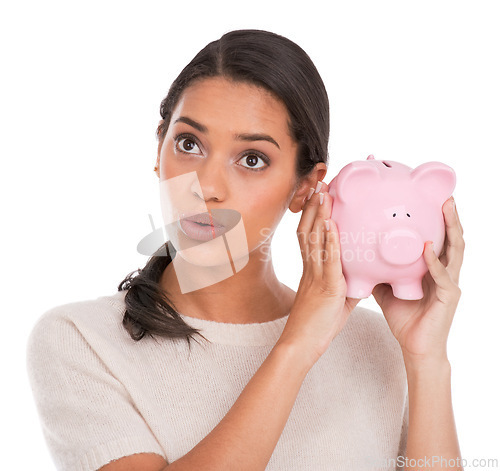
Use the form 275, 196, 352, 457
390, 280, 424, 300
346, 278, 376, 299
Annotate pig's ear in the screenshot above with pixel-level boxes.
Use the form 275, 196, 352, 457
336, 163, 380, 203
410, 162, 456, 203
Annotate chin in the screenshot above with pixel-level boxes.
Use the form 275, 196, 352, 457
170, 241, 249, 293
177, 239, 233, 267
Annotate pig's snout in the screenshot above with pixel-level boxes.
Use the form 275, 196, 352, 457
379, 229, 424, 265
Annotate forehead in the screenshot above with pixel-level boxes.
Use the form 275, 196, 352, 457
171, 77, 293, 140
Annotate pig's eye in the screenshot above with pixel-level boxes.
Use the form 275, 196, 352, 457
407, 213, 410, 217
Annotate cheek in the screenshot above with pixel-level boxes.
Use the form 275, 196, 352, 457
242, 196, 282, 241
160, 151, 181, 180
159, 138, 185, 175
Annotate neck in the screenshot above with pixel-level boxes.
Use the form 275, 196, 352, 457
158, 249, 295, 324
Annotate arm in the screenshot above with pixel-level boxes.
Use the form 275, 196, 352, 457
403, 357, 463, 471
372, 196, 466, 470
100, 341, 312, 471
165, 341, 310, 471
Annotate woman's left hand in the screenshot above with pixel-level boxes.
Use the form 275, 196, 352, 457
372, 196, 465, 364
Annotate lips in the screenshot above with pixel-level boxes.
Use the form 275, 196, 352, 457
177, 209, 240, 242
179, 218, 227, 241
182, 211, 224, 228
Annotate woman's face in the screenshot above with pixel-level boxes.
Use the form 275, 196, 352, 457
155, 76, 305, 266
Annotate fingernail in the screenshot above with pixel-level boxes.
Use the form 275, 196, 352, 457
306, 187, 315, 201
315, 181, 322, 193
319, 192, 324, 205
324, 219, 330, 231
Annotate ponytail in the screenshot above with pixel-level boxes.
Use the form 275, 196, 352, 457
118, 241, 209, 346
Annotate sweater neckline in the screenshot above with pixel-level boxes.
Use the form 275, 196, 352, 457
109, 290, 289, 347
177, 311, 290, 347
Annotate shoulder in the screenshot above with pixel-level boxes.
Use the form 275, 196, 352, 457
26, 290, 129, 365
25, 290, 168, 470
25, 290, 135, 407
27, 290, 126, 335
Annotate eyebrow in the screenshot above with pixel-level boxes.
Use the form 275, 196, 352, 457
173, 116, 281, 150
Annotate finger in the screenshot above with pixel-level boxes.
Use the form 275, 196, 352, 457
453, 197, 464, 235
297, 187, 319, 268
297, 181, 331, 267
442, 197, 465, 285
309, 209, 327, 278
323, 218, 344, 287
297, 184, 323, 245
300, 186, 315, 211
423, 240, 456, 292
315, 181, 334, 222
439, 231, 448, 261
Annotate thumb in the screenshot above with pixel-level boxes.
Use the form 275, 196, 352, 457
346, 296, 362, 310
372, 283, 391, 307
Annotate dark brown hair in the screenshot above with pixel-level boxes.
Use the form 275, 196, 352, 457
118, 29, 330, 346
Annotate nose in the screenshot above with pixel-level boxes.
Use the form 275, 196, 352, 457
190, 159, 227, 203
379, 229, 424, 265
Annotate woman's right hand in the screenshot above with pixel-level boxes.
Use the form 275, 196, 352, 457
277, 181, 360, 367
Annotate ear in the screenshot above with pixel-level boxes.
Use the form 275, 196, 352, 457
334, 162, 380, 203
410, 162, 456, 204
154, 150, 161, 178
289, 163, 328, 213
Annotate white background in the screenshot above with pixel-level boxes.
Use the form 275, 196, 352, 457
1, 0, 499, 469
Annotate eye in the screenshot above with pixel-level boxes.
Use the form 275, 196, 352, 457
238, 152, 270, 172
174, 133, 269, 172
175, 134, 202, 154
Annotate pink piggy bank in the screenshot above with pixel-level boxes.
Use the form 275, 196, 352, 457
327, 155, 456, 300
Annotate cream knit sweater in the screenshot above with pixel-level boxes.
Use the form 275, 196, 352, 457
26, 289, 409, 471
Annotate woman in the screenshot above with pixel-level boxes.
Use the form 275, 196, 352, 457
26, 29, 465, 471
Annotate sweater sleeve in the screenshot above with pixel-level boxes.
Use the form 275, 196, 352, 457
396, 388, 409, 468
25, 308, 167, 471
